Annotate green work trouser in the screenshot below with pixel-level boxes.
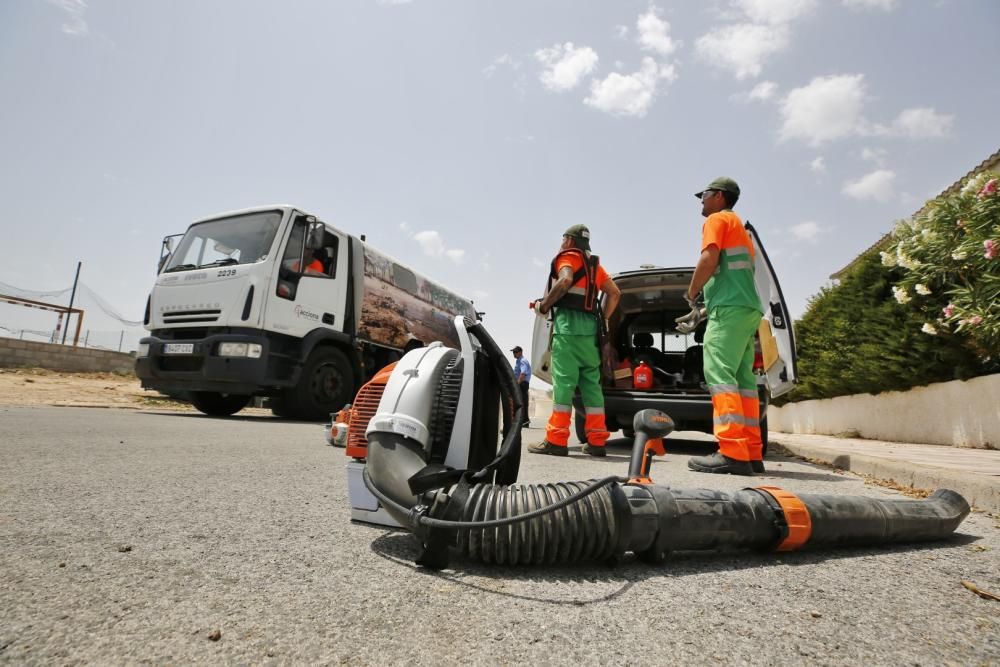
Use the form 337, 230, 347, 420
703, 305, 763, 461
546, 334, 609, 446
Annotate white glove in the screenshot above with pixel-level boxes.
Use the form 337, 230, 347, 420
675, 306, 707, 335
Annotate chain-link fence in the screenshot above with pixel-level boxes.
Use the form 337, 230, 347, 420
0, 323, 145, 353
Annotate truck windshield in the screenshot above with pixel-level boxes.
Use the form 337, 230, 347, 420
163, 211, 282, 272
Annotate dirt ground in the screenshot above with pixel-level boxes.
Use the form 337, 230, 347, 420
0, 367, 195, 410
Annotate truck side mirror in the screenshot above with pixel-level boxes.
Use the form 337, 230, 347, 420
306, 221, 325, 250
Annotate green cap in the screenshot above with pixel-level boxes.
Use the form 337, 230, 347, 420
563, 224, 591, 250
694, 177, 741, 200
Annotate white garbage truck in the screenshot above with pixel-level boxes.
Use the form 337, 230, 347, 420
136, 205, 479, 420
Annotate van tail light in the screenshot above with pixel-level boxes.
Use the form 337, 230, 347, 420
753, 351, 764, 372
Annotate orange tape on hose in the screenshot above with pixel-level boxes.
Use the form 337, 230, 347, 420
756, 486, 812, 551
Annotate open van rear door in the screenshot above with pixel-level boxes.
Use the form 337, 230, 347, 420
530, 310, 553, 384
746, 222, 797, 398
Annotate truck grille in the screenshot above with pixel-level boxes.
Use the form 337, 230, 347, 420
345, 362, 396, 460
157, 357, 204, 373
162, 309, 221, 324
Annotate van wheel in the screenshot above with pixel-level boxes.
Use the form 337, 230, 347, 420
191, 392, 250, 416
293, 347, 354, 421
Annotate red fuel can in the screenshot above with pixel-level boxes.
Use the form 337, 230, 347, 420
633, 361, 653, 390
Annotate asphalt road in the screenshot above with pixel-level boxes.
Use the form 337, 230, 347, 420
1, 406, 997, 665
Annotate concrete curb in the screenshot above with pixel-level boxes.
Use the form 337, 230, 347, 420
771, 437, 1000, 514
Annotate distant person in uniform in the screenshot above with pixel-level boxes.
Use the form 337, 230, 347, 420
511, 346, 532, 428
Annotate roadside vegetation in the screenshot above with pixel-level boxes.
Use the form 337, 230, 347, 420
785, 171, 999, 403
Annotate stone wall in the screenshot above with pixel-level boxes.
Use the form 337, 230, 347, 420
767, 373, 1000, 449
0, 338, 135, 374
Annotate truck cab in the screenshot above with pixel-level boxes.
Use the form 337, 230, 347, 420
136, 205, 476, 420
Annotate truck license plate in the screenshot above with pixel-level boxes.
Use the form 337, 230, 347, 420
164, 343, 194, 355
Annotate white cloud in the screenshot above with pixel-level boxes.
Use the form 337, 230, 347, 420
789, 221, 824, 242
47, 0, 88, 36
749, 80, 778, 101
400, 224, 466, 265
698, 1, 815, 79
695, 23, 789, 80
615, 25, 629, 39
843, 0, 898, 11
886, 107, 954, 139
584, 57, 677, 118
636, 6, 678, 56
843, 169, 896, 202
472, 290, 490, 301
779, 74, 867, 146
730, 80, 778, 104
734, 0, 817, 24
531, 257, 546, 268
535, 42, 599, 92
809, 156, 826, 173
483, 54, 519, 78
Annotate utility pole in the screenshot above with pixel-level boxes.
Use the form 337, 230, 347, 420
62, 261, 81, 345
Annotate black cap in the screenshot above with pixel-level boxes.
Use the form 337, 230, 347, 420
511, 346, 522, 353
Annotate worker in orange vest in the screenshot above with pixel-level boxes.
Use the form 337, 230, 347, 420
530, 225, 620, 457
679, 177, 764, 475
286, 247, 326, 276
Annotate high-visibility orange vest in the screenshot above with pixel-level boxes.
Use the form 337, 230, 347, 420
292, 258, 324, 274
549, 248, 600, 313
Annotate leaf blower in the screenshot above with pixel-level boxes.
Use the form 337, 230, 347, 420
352, 317, 970, 569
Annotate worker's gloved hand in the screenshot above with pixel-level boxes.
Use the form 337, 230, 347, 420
675, 306, 706, 335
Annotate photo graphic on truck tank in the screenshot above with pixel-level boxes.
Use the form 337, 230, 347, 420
358, 246, 476, 349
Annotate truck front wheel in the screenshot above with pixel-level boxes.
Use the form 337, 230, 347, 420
191, 391, 251, 416
293, 347, 354, 421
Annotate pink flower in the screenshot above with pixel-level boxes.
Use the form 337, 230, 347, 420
943, 303, 955, 318
969, 315, 983, 326
985, 239, 997, 260
978, 179, 997, 198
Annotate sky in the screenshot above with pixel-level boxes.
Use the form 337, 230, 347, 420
1, 0, 999, 360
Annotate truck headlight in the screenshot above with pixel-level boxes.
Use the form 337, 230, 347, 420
218, 342, 263, 358
137, 343, 150, 358
219, 342, 247, 357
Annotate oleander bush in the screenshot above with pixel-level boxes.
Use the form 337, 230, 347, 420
782, 171, 999, 403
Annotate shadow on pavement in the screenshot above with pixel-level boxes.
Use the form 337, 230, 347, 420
134, 411, 321, 425
367, 531, 981, 605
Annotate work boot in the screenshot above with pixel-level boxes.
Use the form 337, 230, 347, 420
750, 460, 765, 473
687, 452, 753, 476
582, 443, 606, 457
528, 440, 568, 457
